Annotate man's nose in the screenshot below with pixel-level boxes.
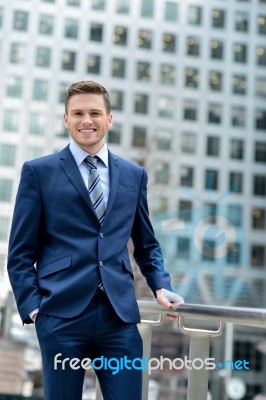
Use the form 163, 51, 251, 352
82, 114, 93, 124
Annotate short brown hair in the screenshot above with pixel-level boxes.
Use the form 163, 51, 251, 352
65, 81, 111, 114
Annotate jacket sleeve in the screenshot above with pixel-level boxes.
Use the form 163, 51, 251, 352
7, 162, 43, 324
130, 168, 172, 295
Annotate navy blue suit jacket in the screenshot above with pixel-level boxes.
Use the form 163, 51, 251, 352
7, 145, 172, 324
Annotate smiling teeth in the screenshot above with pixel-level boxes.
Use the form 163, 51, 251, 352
80, 129, 95, 133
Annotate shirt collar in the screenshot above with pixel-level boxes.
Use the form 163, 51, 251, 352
69, 139, 109, 167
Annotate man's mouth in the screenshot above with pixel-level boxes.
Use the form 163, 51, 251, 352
78, 129, 97, 133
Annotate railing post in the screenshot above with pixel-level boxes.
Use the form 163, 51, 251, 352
178, 316, 224, 400
187, 335, 211, 400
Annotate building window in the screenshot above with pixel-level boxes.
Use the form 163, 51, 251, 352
179, 200, 193, 222
156, 129, 172, 151
10, 43, 26, 64
0, 179, 12, 202
155, 162, 170, 184
256, 47, 266, 66
185, 67, 199, 89
3, 110, 19, 132
0, 7, 3, 29
116, 0, 130, 14
158, 96, 174, 118
162, 33, 176, 53
184, 101, 197, 121
13, 10, 28, 31
0, 144, 16, 166
153, 197, 168, 213
208, 104, 222, 124
113, 26, 127, 45
255, 77, 266, 97
112, 58, 126, 78
188, 6, 202, 25
228, 205, 242, 228
177, 238, 191, 259
231, 106, 245, 127
165, 2, 178, 22
87, 55, 101, 74
203, 203, 217, 224
227, 243, 241, 265
27, 146, 43, 160
64, 18, 79, 38
202, 239, 216, 261
212, 9, 225, 28
253, 175, 266, 196
181, 132, 196, 154
0, 218, 9, 241
229, 172, 243, 193
62, 51, 76, 71
180, 166, 194, 187
160, 64, 176, 85
66, 0, 80, 6
230, 139, 244, 160
136, 61, 151, 81
141, 0, 154, 18
92, 0, 106, 10
233, 43, 247, 63
251, 245, 265, 267
255, 109, 266, 130
138, 29, 152, 49
29, 113, 46, 135
39, 14, 54, 35
90, 23, 103, 42
254, 141, 266, 163
110, 90, 124, 111
232, 74, 247, 95
235, 12, 249, 32
187, 36, 200, 56
206, 136, 220, 157
257, 15, 266, 34
132, 126, 146, 147
58, 82, 69, 103
205, 169, 219, 190
33, 79, 48, 101
209, 71, 223, 91
252, 208, 265, 230
210, 40, 224, 60
107, 123, 121, 145
6, 75, 23, 97
36, 47, 51, 67
134, 94, 149, 114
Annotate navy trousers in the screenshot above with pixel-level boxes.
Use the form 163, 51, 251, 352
35, 291, 143, 400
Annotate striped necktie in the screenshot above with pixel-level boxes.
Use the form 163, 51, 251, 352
84, 155, 105, 224
84, 155, 106, 293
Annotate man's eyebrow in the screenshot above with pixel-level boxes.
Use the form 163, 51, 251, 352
70, 108, 102, 112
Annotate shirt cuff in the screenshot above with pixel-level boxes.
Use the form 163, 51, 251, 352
29, 308, 39, 321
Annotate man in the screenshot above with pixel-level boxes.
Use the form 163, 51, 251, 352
8, 81, 183, 400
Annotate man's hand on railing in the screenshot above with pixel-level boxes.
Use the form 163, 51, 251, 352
156, 288, 184, 320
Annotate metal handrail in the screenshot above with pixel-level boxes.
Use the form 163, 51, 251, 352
137, 300, 266, 328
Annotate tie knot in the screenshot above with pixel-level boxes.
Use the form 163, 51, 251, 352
85, 155, 98, 169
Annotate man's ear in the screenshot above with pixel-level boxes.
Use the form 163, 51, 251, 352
107, 113, 113, 130
63, 113, 69, 129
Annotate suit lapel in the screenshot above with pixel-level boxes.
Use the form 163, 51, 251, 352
104, 151, 120, 220
59, 146, 98, 218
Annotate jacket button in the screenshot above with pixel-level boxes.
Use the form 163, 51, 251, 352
99, 233, 104, 238
99, 261, 104, 267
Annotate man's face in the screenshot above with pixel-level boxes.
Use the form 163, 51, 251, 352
64, 93, 112, 155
